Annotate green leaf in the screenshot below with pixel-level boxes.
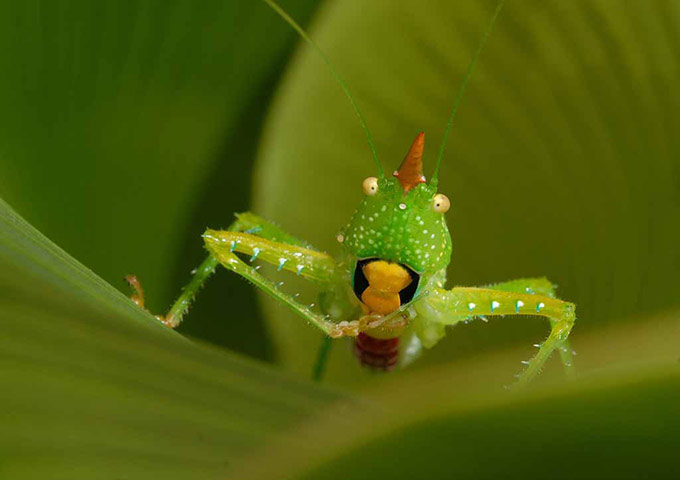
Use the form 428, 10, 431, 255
255, 0, 680, 382
238, 364, 680, 479
0, 197, 348, 478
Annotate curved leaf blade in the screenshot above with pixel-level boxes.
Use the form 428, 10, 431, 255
0, 197, 350, 479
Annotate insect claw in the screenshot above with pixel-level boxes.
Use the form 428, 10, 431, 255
520, 360, 530, 365
533, 343, 542, 348
479, 316, 488, 323
125, 275, 146, 308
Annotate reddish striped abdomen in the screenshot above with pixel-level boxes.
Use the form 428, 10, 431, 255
354, 333, 399, 371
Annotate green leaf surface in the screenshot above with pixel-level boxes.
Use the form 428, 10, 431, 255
255, 0, 680, 382
0, 196, 349, 478
237, 364, 680, 480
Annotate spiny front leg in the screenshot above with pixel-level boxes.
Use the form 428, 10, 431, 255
483, 277, 557, 297
483, 278, 576, 379
418, 287, 576, 389
203, 230, 338, 284
204, 229, 377, 338
125, 211, 313, 329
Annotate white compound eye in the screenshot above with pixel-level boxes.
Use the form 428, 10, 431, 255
362, 177, 379, 196
432, 193, 450, 213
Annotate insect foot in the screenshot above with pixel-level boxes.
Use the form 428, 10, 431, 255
125, 275, 177, 329
329, 320, 361, 338
125, 275, 146, 308
327, 313, 407, 339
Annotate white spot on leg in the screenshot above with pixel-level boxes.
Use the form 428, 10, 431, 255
250, 248, 261, 262
536, 302, 545, 312
491, 300, 500, 312
468, 302, 476, 311
516, 300, 524, 313
277, 258, 287, 271
296, 265, 305, 275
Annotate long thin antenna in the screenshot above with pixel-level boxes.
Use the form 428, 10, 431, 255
431, 0, 506, 186
262, 0, 384, 177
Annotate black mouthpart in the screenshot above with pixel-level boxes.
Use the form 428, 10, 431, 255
352, 258, 420, 305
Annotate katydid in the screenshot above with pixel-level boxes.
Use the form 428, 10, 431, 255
127, 0, 575, 389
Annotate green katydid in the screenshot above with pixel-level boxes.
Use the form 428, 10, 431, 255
127, 0, 575, 389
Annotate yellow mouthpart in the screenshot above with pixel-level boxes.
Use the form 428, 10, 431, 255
360, 261, 412, 316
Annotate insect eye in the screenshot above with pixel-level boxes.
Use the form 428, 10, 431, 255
432, 194, 450, 213
362, 177, 379, 196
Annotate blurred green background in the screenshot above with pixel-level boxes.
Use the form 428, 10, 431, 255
0, 0, 678, 478
0, 0, 323, 361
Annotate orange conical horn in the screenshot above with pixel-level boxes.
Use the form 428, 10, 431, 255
393, 132, 426, 193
